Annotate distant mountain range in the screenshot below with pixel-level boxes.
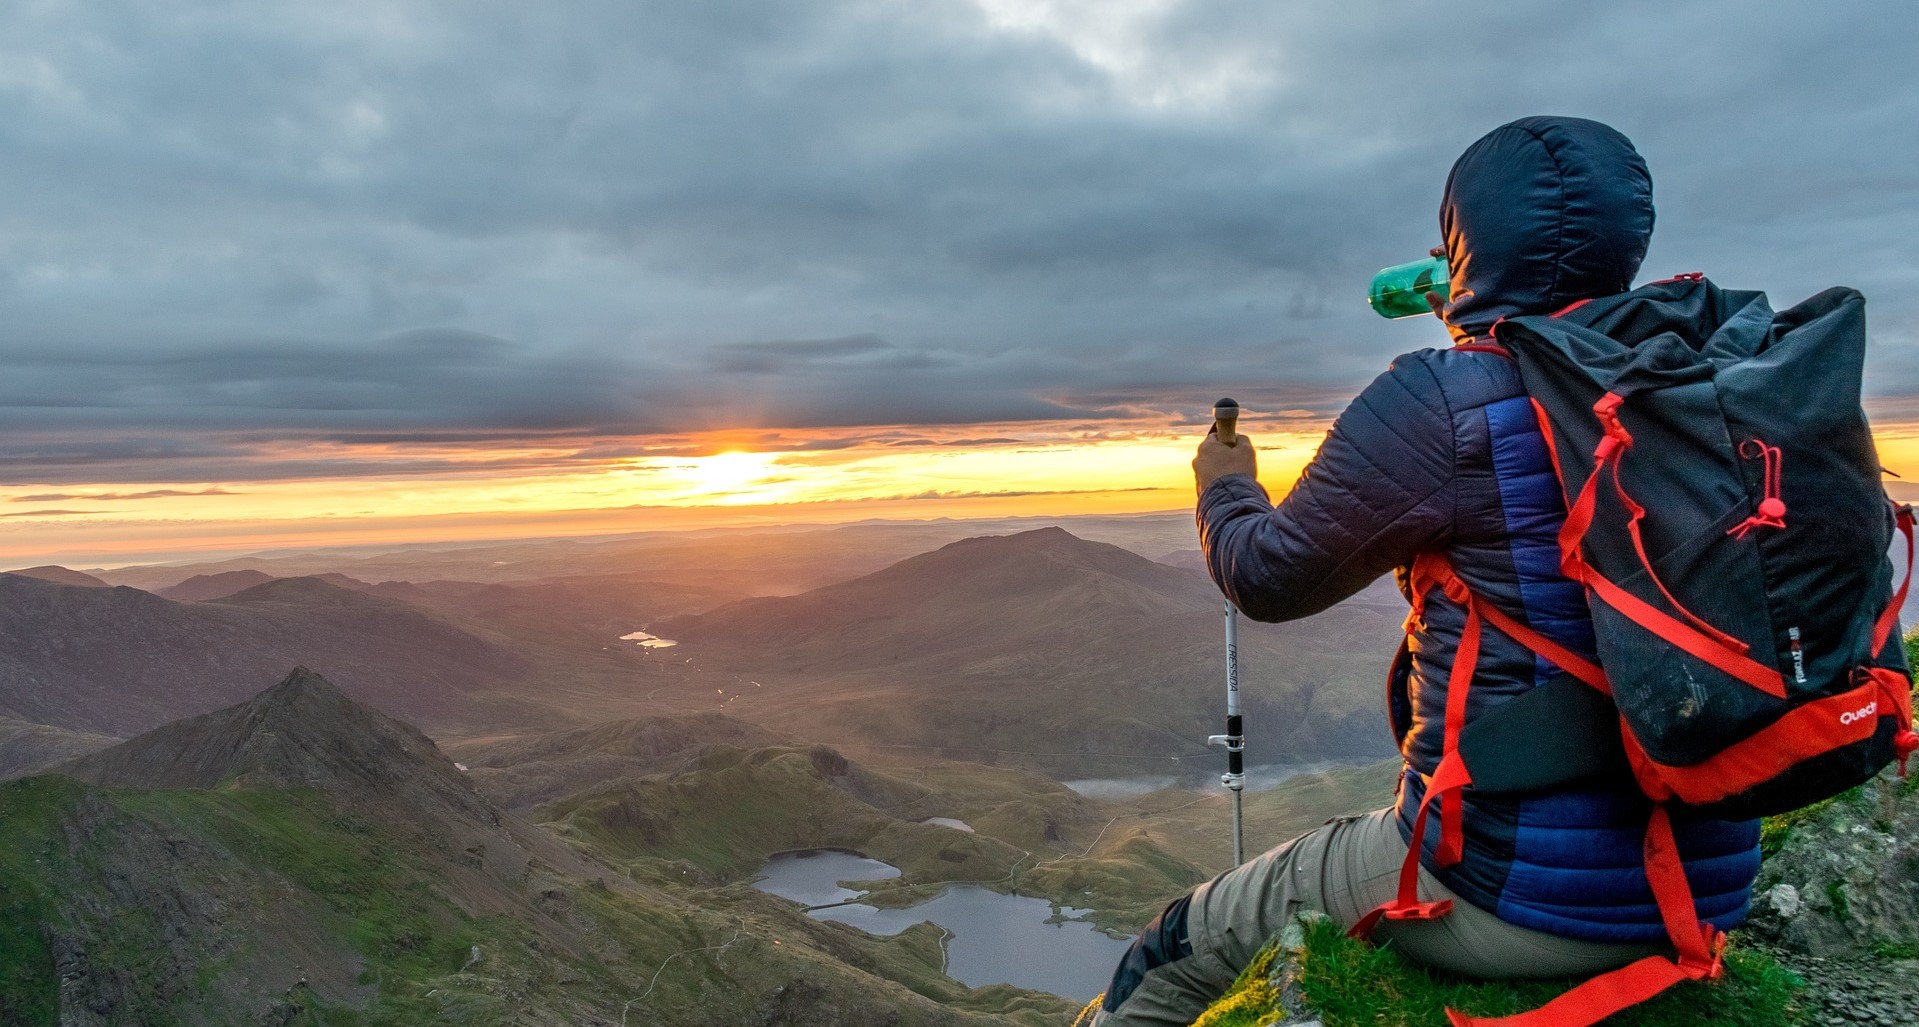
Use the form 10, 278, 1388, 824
156, 569, 370, 601
82, 514, 1199, 596
0, 520, 1409, 781
659, 527, 1403, 773
0, 573, 532, 737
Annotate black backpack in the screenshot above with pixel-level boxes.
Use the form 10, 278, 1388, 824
1358, 275, 1917, 1027
1501, 273, 1914, 817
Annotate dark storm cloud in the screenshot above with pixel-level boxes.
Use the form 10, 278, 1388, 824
1, 0, 1915, 484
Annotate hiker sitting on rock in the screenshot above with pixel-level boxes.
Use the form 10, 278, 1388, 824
1093, 116, 1769, 1026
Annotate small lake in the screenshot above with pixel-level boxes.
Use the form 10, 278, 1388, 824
754, 850, 1131, 1002
753, 849, 899, 906
618, 630, 678, 649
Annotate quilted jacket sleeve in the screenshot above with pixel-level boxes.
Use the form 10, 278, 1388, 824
1198, 355, 1458, 622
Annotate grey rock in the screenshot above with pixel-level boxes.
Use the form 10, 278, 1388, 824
1768, 883, 1803, 919
1748, 771, 1919, 958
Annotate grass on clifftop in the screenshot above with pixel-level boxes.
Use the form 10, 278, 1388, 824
1193, 917, 1806, 1027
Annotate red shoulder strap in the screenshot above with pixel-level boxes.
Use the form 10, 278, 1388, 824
1350, 554, 1727, 1027
1351, 556, 1611, 941
1871, 504, 1914, 657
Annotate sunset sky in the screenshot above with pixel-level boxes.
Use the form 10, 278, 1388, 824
3, 1, 1916, 567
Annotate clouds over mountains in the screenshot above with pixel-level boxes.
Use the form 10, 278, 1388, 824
2, 0, 1914, 484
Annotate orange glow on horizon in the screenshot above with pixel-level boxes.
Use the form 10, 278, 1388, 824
11, 416, 1919, 569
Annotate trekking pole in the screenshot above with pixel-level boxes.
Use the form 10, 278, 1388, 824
1205, 398, 1247, 866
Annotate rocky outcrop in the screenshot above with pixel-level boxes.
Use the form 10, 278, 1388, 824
1748, 770, 1919, 958
1746, 767, 1919, 1021
44, 789, 370, 1026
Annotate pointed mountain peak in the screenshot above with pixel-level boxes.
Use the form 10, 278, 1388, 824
251, 664, 354, 712
917, 524, 1156, 573
59, 667, 497, 829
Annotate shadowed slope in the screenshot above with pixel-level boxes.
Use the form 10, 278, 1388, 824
157, 569, 275, 601
0, 574, 529, 736
0, 720, 117, 780
3, 566, 110, 588
447, 712, 787, 808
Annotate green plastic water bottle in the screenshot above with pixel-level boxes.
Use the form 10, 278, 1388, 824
1368, 255, 1450, 319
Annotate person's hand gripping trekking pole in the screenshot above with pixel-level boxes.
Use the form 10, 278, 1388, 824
1201, 399, 1248, 865
1193, 397, 1256, 495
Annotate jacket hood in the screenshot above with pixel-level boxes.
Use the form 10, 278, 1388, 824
1440, 116, 1654, 344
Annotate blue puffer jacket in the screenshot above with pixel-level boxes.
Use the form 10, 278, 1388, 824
1197, 117, 1761, 942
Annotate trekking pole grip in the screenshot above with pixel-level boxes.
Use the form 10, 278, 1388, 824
1213, 398, 1240, 447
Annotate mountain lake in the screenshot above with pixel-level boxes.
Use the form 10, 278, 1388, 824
618, 630, 678, 648
752, 849, 1132, 1002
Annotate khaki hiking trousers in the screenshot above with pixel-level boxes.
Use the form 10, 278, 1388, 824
1093, 807, 1663, 1027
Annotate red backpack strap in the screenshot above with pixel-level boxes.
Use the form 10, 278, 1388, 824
1351, 556, 1478, 938
1875, 504, 1919, 773
1351, 556, 1611, 941
1871, 504, 1915, 657
1552, 393, 1788, 700
1348, 750, 1469, 940
1446, 805, 1725, 1027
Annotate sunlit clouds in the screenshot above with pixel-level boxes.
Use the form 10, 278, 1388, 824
0, 413, 1334, 565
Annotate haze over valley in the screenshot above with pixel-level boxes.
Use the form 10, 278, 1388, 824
0, 515, 1405, 1023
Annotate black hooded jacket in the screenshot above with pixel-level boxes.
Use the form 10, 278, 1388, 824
1196, 117, 1760, 941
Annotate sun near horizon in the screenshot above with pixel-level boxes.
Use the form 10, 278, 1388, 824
0, 413, 1338, 567
11, 412, 1919, 570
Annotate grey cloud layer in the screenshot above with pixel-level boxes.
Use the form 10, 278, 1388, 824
2, 0, 1915, 483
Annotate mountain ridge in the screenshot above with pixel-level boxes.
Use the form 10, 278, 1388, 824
0, 573, 531, 736
3, 566, 110, 588
157, 568, 276, 601
659, 527, 1403, 773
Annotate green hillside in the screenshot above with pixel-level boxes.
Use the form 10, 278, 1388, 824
0, 672, 1081, 1026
